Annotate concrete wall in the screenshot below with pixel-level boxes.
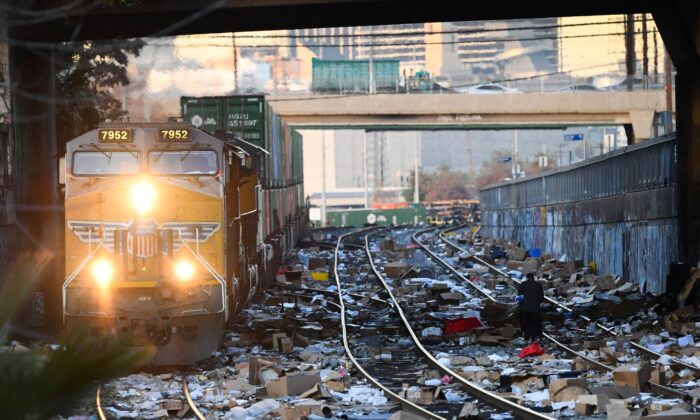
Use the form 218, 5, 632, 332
480, 135, 677, 295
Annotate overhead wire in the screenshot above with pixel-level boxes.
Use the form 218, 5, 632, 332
208, 16, 653, 39
112, 29, 659, 50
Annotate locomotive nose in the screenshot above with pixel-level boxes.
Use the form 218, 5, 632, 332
131, 178, 156, 216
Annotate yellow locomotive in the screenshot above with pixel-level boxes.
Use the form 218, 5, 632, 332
62, 123, 263, 365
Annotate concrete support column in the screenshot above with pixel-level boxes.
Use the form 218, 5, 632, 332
676, 67, 700, 265
9, 44, 61, 332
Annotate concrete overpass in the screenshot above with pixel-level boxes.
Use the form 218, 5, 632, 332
267, 91, 667, 141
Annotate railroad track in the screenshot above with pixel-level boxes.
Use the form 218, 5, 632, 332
413, 224, 700, 405
437, 224, 693, 355
333, 227, 553, 419
96, 375, 204, 420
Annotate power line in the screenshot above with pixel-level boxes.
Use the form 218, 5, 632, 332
212, 17, 653, 39
145, 30, 657, 50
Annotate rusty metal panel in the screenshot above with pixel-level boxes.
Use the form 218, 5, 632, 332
480, 135, 677, 295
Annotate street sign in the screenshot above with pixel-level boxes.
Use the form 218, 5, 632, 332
564, 133, 584, 142
498, 156, 512, 163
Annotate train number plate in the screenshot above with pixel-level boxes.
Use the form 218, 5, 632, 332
158, 128, 190, 142
98, 129, 132, 142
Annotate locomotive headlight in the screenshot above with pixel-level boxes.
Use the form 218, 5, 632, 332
174, 260, 195, 281
92, 258, 114, 287
132, 180, 155, 216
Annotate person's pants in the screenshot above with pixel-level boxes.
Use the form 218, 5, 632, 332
520, 311, 543, 339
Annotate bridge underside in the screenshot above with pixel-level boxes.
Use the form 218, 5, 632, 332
268, 92, 664, 139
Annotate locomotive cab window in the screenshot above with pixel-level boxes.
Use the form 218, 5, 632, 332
72, 151, 140, 176
148, 150, 217, 175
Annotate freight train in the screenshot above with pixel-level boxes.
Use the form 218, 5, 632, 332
62, 96, 306, 365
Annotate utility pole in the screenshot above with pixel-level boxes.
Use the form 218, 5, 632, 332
466, 131, 475, 198
321, 130, 327, 226
625, 14, 636, 91
653, 28, 659, 84
413, 132, 420, 203
363, 130, 369, 208
231, 33, 238, 92
642, 13, 648, 87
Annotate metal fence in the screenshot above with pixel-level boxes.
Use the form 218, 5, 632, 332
479, 134, 678, 295
481, 135, 677, 209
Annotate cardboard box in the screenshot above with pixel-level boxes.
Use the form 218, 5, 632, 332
549, 378, 587, 397
248, 356, 280, 385
385, 262, 411, 278
613, 362, 652, 392
576, 402, 595, 416
507, 247, 528, 261
279, 337, 293, 353
279, 401, 323, 420
266, 371, 321, 397
506, 260, 524, 271
308, 257, 329, 270
583, 339, 606, 350
651, 366, 666, 386
521, 259, 540, 274
439, 292, 463, 304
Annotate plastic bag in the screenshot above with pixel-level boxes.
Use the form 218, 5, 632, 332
518, 343, 545, 359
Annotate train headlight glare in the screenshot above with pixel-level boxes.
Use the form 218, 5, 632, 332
175, 260, 195, 281
92, 259, 113, 287
132, 181, 155, 215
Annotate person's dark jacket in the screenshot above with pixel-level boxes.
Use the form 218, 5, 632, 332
518, 278, 544, 312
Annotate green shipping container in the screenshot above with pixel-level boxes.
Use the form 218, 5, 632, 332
180, 95, 265, 148
180, 97, 221, 132
312, 58, 399, 92
323, 204, 426, 228
223, 95, 265, 147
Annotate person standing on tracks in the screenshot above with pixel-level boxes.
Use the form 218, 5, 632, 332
517, 273, 544, 341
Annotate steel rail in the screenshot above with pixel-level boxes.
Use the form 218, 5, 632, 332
432, 226, 700, 404
435, 226, 700, 375
96, 384, 107, 420
96, 377, 207, 420
333, 228, 447, 420
365, 231, 554, 420
411, 228, 498, 303
182, 376, 206, 420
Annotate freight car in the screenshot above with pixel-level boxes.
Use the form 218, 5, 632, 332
181, 95, 306, 286
62, 96, 306, 365
320, 203, 426, 227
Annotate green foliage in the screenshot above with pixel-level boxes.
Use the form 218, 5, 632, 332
0, 254, 152, 419
55, 39, 145, 149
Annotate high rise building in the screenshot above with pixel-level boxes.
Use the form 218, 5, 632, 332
287, 18, 560, 88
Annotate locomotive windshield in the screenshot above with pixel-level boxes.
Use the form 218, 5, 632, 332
148, 150, 217, 175
72, 151, 140, 175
